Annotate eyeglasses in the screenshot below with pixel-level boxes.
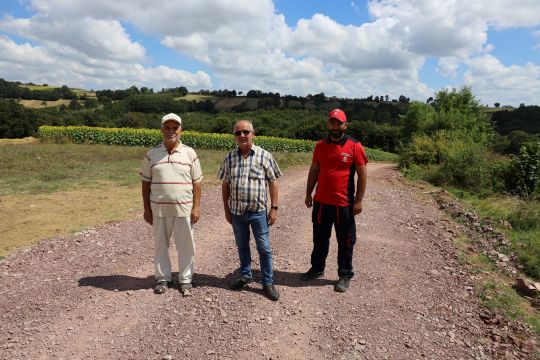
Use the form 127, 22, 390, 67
234, 130, 252, 136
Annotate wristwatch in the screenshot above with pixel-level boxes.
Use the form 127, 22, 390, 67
271, 206, 279, 211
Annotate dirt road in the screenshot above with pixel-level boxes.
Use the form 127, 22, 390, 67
0, 163, 536, 359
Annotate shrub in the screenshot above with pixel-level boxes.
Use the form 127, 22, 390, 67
507, 143, 540, 199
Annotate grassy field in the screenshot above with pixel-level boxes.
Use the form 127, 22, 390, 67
0, 141, 311, 257
176, 94, 218, 102
20, 84, 59, 90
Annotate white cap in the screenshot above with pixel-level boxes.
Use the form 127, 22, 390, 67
161, 113, 182, 126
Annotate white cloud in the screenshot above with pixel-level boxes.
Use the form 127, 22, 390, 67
464, 55, 540, 106
0, 34, 211, 90
0, 0, 539, 105
437, 57, 461, 77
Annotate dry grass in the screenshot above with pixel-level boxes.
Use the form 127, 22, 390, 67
0, 142, 310, 257
18, 99, 71, 108
177, 94, 218, 102
0, 186, 140, 256
0, 137, 39, 145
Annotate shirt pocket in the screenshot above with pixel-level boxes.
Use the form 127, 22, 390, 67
248, 165, 265, 180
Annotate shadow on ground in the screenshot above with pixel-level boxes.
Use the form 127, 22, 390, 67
78, 269, 335, 292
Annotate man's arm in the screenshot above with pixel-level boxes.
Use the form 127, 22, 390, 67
191, 181, 202, 224
353, 164, 367, 215
221, 180, 232, 224
305, 162, 320, 208
142, 180, 153, 225
268, 180, 279, 226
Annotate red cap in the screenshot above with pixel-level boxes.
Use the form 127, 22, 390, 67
328, 108, 347, 122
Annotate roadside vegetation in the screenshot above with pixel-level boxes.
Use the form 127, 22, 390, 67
397, 87, 540, 334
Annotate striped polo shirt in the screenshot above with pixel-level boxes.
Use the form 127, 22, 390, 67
140, 142, 203, 217
217, 144, 282, 215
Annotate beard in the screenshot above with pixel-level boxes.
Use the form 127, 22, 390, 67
329, 129, 345, 139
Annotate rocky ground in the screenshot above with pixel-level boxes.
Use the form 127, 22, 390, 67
0, 163, 538, 359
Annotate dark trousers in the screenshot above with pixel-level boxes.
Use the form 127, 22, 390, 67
310, 201, 357, 278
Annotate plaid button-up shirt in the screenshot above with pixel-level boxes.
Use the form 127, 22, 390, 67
218, 144, 282, 215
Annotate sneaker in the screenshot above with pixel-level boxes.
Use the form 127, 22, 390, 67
179, 283, 193, 297
153, 280, 170, 294
263, 284, 280, 301
230, 276, 253, 290
299, 268, 324, 281
334, 277, 350, 293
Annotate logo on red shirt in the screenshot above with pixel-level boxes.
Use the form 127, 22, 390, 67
341, 152, 352, 163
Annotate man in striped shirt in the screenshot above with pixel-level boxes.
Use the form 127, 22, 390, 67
218, 120, 282, 301
141, 113, 203, 296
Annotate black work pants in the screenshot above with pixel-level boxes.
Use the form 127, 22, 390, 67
310, 201, 357, 278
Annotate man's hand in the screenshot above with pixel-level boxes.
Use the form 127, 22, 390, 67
268, 208, 277, 226
305, 194, 313, 208
143, 207, 153, 225
224, 209, 232, 224
353, 200, 363, 215
191, 206, 200, 224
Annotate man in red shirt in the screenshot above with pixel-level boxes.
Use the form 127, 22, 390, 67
302, 108, 368, 292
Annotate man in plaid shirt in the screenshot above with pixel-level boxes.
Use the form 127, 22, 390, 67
218, 120, 282, 301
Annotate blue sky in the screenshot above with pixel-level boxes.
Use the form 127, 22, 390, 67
1, 0, 539, 106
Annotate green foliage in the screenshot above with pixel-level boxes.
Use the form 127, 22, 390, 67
399, 87, 501, 196
506, 143, 540, 198
0, 99, 33, 138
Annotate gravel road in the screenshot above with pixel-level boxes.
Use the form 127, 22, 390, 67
0, 163, 537, 359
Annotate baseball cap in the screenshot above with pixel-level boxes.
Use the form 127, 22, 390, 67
328, 108, 347, 122
161, 113, 182, 126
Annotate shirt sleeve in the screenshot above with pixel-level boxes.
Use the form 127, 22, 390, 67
140, 151, 152, 182
354, 142, 369, 166
217, 155, 230, 182
264, 153, 282, 182
190, 150, 203, 183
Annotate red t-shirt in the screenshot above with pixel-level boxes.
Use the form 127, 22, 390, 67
313, 135, 368, 207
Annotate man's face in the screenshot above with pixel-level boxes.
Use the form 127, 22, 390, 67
161, 120, 182, 144
327, 118, 347, 139
233, 121, 255, 149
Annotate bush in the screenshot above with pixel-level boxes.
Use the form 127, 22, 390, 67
507, 143, 540, 198
399, 134, 439, 167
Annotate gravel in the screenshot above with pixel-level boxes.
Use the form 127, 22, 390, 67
0, 163, 537, 359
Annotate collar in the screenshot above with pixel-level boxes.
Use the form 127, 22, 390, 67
160, 141, 182, 154
325, 134, 349, 145
236, 144, 258, 157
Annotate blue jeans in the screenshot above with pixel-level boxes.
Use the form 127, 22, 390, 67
231, 211, 273, 285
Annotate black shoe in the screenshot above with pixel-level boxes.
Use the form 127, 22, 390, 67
300, 268, 324, 281
230, 276, 253, 290
263, 284, 280, 301
153, 280, 172, 294
334, 277, 350, 293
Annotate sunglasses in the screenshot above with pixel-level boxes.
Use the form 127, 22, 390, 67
234, 130, 252, 136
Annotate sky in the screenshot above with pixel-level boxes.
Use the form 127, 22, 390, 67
0, 0, 539, 107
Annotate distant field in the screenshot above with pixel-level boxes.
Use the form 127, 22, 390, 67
177, 94, 218, 102
20, 84, 59, 90
18, 99, 72, 108
0, 141, 312, 256
72, 88, 96, 98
